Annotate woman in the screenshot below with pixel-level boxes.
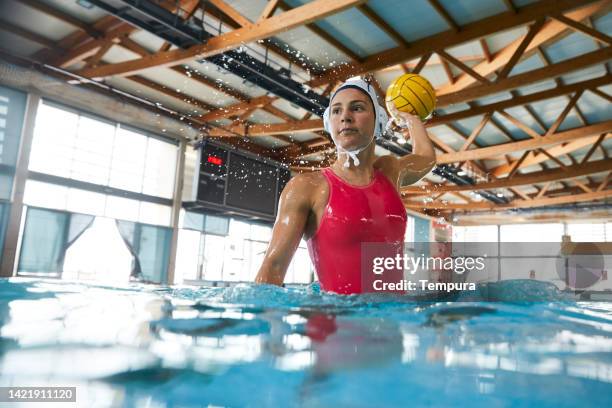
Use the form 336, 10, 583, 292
255, 77, 436, 294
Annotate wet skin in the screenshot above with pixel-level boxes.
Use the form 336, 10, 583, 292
255, 88, 436, 286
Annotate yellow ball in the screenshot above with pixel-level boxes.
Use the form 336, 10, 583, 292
385, 73, 436, 120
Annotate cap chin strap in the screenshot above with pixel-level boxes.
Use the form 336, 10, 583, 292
334, 134, 375, 168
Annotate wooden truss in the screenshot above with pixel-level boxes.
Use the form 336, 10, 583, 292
2, 0, 610, 216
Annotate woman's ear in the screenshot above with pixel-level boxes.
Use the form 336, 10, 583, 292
323, 107, 331, 134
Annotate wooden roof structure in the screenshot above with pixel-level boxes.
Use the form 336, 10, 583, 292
0, 0, 610, 221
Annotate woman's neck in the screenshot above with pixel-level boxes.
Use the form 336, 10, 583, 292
331, 144, 377, 183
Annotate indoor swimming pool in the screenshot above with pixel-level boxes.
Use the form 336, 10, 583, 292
0, 278, 611, 407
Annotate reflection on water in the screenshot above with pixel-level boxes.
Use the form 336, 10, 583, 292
1, 278, 611, 407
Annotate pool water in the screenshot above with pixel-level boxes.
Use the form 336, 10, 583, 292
1, 278, 611, 407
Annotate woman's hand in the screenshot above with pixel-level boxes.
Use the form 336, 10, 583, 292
385, 101, 423, 135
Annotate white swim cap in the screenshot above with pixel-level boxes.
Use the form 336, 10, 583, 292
323, 78, 389, 167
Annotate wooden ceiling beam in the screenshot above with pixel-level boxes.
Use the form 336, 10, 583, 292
537, 148, 569, 169
552, 13, 612, 45
508, 186, 531, 201
445, 123, 483, 149
496, 18, 546, 80
118, 36, 250, 104
518, 97, 548, 132
208, 119, 324, 137
488, 116, 516, 142
498, 110, 541, 138
437, 120, 612, 164
536, 46, 590, 127
401, 158, 612, 194
199, 96, 276, 121
404, 189, 611, 211
84, 40, 114, 69
440, 57, 455, 84
527, 182, 600, 198
413, 52, 432, 74
357, 4, 411, 48
437, 49, 491, 84
157, 0, 201, 52
429, 75, 611, 126
591, 88, 612, 103
580, 133, 607, 164
459, 113, 490, 151
51, 23, 136, 68
207, 0, 252, 27
427, 133, 489, 178
76, 0, 366, 78
596, 171, 611, 191
308, 0, 603, 87
436, 1, 607, 94
479, 39, 492, 62
258, 0, 281, 21
490, 133, 612, 176
118, 36, 297, 126
428, 0, 460, 32
508, 150, 531, 179
32, 16, 120, 62
278, 3, 364, 62
544, 90, 584, 136
436, 47, 610, 107
535, 182, 552, 199
205, 1, 323, 73
572, 178, 593, 193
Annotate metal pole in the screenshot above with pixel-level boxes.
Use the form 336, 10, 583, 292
166, 139, 186, 285
1, 93, 40, 277
497, 224, 501, 282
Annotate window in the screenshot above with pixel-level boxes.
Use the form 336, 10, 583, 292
71, 116, 115, 185
29, 102, 177, 199
28, 103, 79, 179
500, 223, 563, 242
205, 214, 229, 235
176, 229, 202, 282
567, 223, 607, 242
109, 127, 147, 192
175, 216, 314, 285
453, 225, 498, 242
405, 216, 415, 243
286, 241, 313, 284
62, 217, 133, 282
142, 137, 177, 199
23, 180, 172, 226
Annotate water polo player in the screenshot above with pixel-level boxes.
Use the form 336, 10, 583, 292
255, 77, 436, 294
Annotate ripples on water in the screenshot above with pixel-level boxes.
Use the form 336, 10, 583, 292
0, 278, 611, 407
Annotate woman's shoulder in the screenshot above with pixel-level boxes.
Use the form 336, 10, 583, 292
283, 169, 328, 196
290, 169, 327, 186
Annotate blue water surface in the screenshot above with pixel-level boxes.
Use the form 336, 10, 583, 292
0, 278, 611, 407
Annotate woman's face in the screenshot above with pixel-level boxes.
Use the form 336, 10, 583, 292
329, 88, 376, 151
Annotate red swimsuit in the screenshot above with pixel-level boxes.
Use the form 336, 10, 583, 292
307, 168, 407, 294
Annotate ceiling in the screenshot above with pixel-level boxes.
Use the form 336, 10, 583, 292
0, 0, 610, 220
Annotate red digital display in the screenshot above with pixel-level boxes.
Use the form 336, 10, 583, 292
207, 155, 223, 166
